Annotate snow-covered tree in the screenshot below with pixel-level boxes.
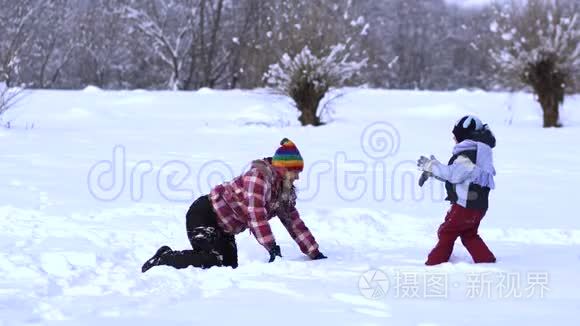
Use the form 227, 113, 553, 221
232, 0, 369, 89
490, 0, 580, 127
264, 44, 366, 126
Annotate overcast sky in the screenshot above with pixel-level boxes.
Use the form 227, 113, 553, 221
445, 0, 494, 7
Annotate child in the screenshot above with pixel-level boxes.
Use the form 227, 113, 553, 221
417, 115, 497, 265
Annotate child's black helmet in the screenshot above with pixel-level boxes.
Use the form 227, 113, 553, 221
453, 115, 483, 142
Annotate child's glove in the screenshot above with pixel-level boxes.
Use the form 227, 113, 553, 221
417, 155, 437, 172
418, 171, 432, 187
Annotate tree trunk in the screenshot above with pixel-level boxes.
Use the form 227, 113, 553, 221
204, 0, 223, 87
538, 92, 561, 128
297, 102, 321, 126
294, 84, 323, 126
525, 52, 566, 128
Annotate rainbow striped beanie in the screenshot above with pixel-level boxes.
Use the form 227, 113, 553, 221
272, 138, 304, 172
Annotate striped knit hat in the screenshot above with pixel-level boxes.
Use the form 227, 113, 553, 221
272, 138, 304, 172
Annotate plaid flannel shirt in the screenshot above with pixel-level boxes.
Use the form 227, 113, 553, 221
209, 159, 320, 257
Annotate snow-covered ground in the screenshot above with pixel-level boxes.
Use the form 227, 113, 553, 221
1, 87, 579, 325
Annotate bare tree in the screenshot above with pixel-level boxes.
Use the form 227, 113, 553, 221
200, 0, 225, 87
124, 0, 196, 90
379, 0, 451, 89
0, 0, 44, 87
0, 81, 25, 125
490, 0, 580, 127
182, 0, 234, 89
23, 0, 77, 88
4, 0, 566, 93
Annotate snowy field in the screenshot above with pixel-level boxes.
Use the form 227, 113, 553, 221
1, 87, 580, 325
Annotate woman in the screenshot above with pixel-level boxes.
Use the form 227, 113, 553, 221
142, 138, 327, 272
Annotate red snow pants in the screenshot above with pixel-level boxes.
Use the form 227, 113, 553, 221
426, 204, 496, 266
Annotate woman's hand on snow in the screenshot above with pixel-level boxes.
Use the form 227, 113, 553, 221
268, 244, 282, 263
311, 251, 327, 260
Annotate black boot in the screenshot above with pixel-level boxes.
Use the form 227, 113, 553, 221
141, 246, 172, 273
159, 249, 223, 269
